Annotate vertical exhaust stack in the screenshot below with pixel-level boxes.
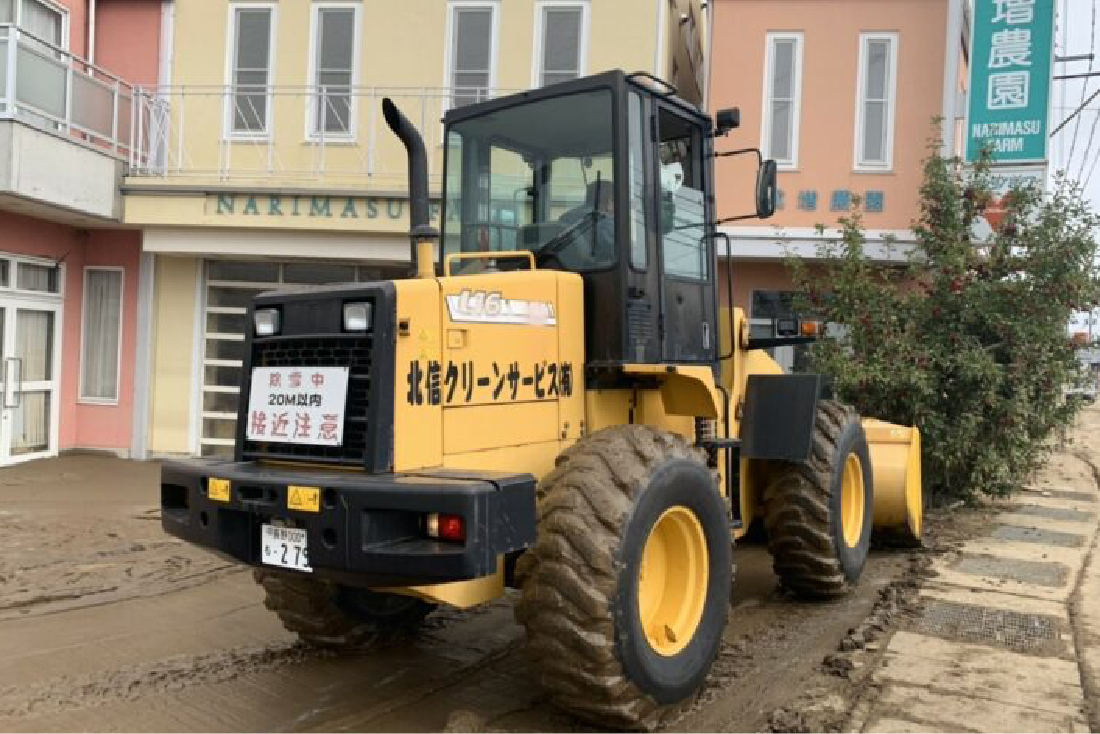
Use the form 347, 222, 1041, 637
382, 98, 438, 278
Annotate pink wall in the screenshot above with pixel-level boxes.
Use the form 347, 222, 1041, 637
95, 0, 162, 87
0, 212, 139, 452
711, 0, 949, 231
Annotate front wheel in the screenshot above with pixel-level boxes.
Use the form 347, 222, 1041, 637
763, 401, 873, 599
514, 426, 732, 730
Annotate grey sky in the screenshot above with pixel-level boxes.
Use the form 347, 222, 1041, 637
1052, 0, 1098, 209
1053, 0, 1099, 335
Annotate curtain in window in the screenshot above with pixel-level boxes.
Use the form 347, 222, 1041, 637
313, 7, 355, 135
540, 8, 582, 87
17, 262, 57, 292
21, 0, 61, 44
13, 309, 52, 454
233, 8, 272, 133
768, 38, 797, 163
860, 39, 892, 165
81, 269, 121, 400
451, 7, 493, 107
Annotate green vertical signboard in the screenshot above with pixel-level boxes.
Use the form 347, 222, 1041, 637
966, 0, 1055, 163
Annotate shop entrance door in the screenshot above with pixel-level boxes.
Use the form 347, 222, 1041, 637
0, 299, 60, 465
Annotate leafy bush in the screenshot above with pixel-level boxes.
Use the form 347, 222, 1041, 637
789, 143, 1100, 501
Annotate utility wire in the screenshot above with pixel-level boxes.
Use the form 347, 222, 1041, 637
1082, 112, 1100, 187
1051, 86, 1100, 136
1067, 0, 1097, 167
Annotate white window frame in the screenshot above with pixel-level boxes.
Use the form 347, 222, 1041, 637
759, 31, 803, 171
78, 266, 124, 405
443, 0, 500, 106
223, 2, 278, 141
854, 31, 899, 172
530, 0, 589, 88
305, 1, 362, 142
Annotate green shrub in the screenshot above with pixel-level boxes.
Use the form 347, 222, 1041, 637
789, 143, 1100, 501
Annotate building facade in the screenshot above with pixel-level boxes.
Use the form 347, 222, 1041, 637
126, 0, 709, 459
710, 0, 969, 369
0, 0, 162, 465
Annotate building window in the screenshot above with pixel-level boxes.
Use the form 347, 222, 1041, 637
80, 268, 123, 402
855, 32, 898, 170
16, 262, 59, 293
199, 260, 406, 458
534, 1, 587, 87
309, 3, 359, 138
761, 32, 802, 169
228, 4, 275, 136
0, 0, 66, 46
448, 2, 497, 108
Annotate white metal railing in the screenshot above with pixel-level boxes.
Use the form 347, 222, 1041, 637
0, 24, 150, 162
129, 85, 519, 185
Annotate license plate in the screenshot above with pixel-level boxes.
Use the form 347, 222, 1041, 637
261, 524, 312, 572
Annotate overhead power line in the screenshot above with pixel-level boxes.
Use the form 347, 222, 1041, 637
1052, 86, 1100, 136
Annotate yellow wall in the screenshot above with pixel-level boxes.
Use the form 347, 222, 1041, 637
146, 0, 683, 194
149, 255, 199, 454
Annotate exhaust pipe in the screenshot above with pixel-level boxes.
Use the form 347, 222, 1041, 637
382, 98, 438, 278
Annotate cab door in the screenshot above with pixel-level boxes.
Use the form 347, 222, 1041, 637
654, 103, 715, 363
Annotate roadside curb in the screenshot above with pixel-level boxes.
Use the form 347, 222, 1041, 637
849, 409, 1100, 734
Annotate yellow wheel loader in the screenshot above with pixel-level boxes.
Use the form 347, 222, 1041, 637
161, 70, 922, 730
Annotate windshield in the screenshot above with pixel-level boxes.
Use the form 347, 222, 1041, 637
442, 89, 616, 272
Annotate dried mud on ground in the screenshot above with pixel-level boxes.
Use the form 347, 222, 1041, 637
0, 439, 1079, 732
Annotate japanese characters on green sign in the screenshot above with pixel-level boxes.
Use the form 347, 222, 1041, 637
966, 0, 1055, 163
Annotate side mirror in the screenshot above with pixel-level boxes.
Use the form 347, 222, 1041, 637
715, 107, 740, 136
756, 159, 777, 219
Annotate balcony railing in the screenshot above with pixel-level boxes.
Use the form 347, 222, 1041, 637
129, 85, 518, 187
0, 24, 148, 162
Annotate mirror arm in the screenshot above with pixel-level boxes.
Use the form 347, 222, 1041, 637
714, 213, 761, 225
711, 148, 764, 163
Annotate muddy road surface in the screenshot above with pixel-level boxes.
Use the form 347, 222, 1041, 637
0, 455, 949, 732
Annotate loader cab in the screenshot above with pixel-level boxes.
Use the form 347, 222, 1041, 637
441, 70, 723, 367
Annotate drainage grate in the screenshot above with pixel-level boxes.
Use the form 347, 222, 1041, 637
953, 553, 1069, 587
1008, 504, 1094, 523
991, 524, 1087, 548
1044, 490, 1097, 503
914, 598, 1066, 656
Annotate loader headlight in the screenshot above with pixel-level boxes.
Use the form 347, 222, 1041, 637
343, 302, 372, 332
253, 308, 280, 337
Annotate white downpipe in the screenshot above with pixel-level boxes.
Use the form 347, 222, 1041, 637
940, 0, 964, 158
654, 0, 667, 78
88, 0, 96, 65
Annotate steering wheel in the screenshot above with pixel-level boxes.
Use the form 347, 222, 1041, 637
533, 211, 603, 268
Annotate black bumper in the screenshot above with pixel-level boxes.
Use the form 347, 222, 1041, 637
161, 460, 536, 584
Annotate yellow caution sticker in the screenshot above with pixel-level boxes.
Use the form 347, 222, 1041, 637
288, 486, 321, 513
208, 478, 231, 502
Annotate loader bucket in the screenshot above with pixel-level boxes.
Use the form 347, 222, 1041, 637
862, 419, 923, 546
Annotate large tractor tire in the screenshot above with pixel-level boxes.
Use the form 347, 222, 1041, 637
763, 401, 873, 599
254, 570, 435, 650
514, 425, 732, 731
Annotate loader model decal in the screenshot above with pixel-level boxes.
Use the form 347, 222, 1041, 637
406, 359, 574, 406
445, 290, 557, 326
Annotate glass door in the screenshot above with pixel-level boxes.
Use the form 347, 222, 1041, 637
0, 300, 59, 464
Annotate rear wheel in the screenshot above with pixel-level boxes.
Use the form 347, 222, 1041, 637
763, 401, 873, 599
515, 426, 732, 730
255, 570, 435, 649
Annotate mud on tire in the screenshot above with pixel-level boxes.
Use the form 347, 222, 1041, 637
514, 425, 732, 731
763, 400, 873, 599
254, 570, 434, 650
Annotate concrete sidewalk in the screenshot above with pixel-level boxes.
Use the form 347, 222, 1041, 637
852, 407, 1100, 733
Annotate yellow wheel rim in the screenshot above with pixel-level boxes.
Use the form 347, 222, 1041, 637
637, 506, 709, 657
840, 454, 866, 548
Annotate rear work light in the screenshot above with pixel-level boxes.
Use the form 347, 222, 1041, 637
425, 512, 466, 542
